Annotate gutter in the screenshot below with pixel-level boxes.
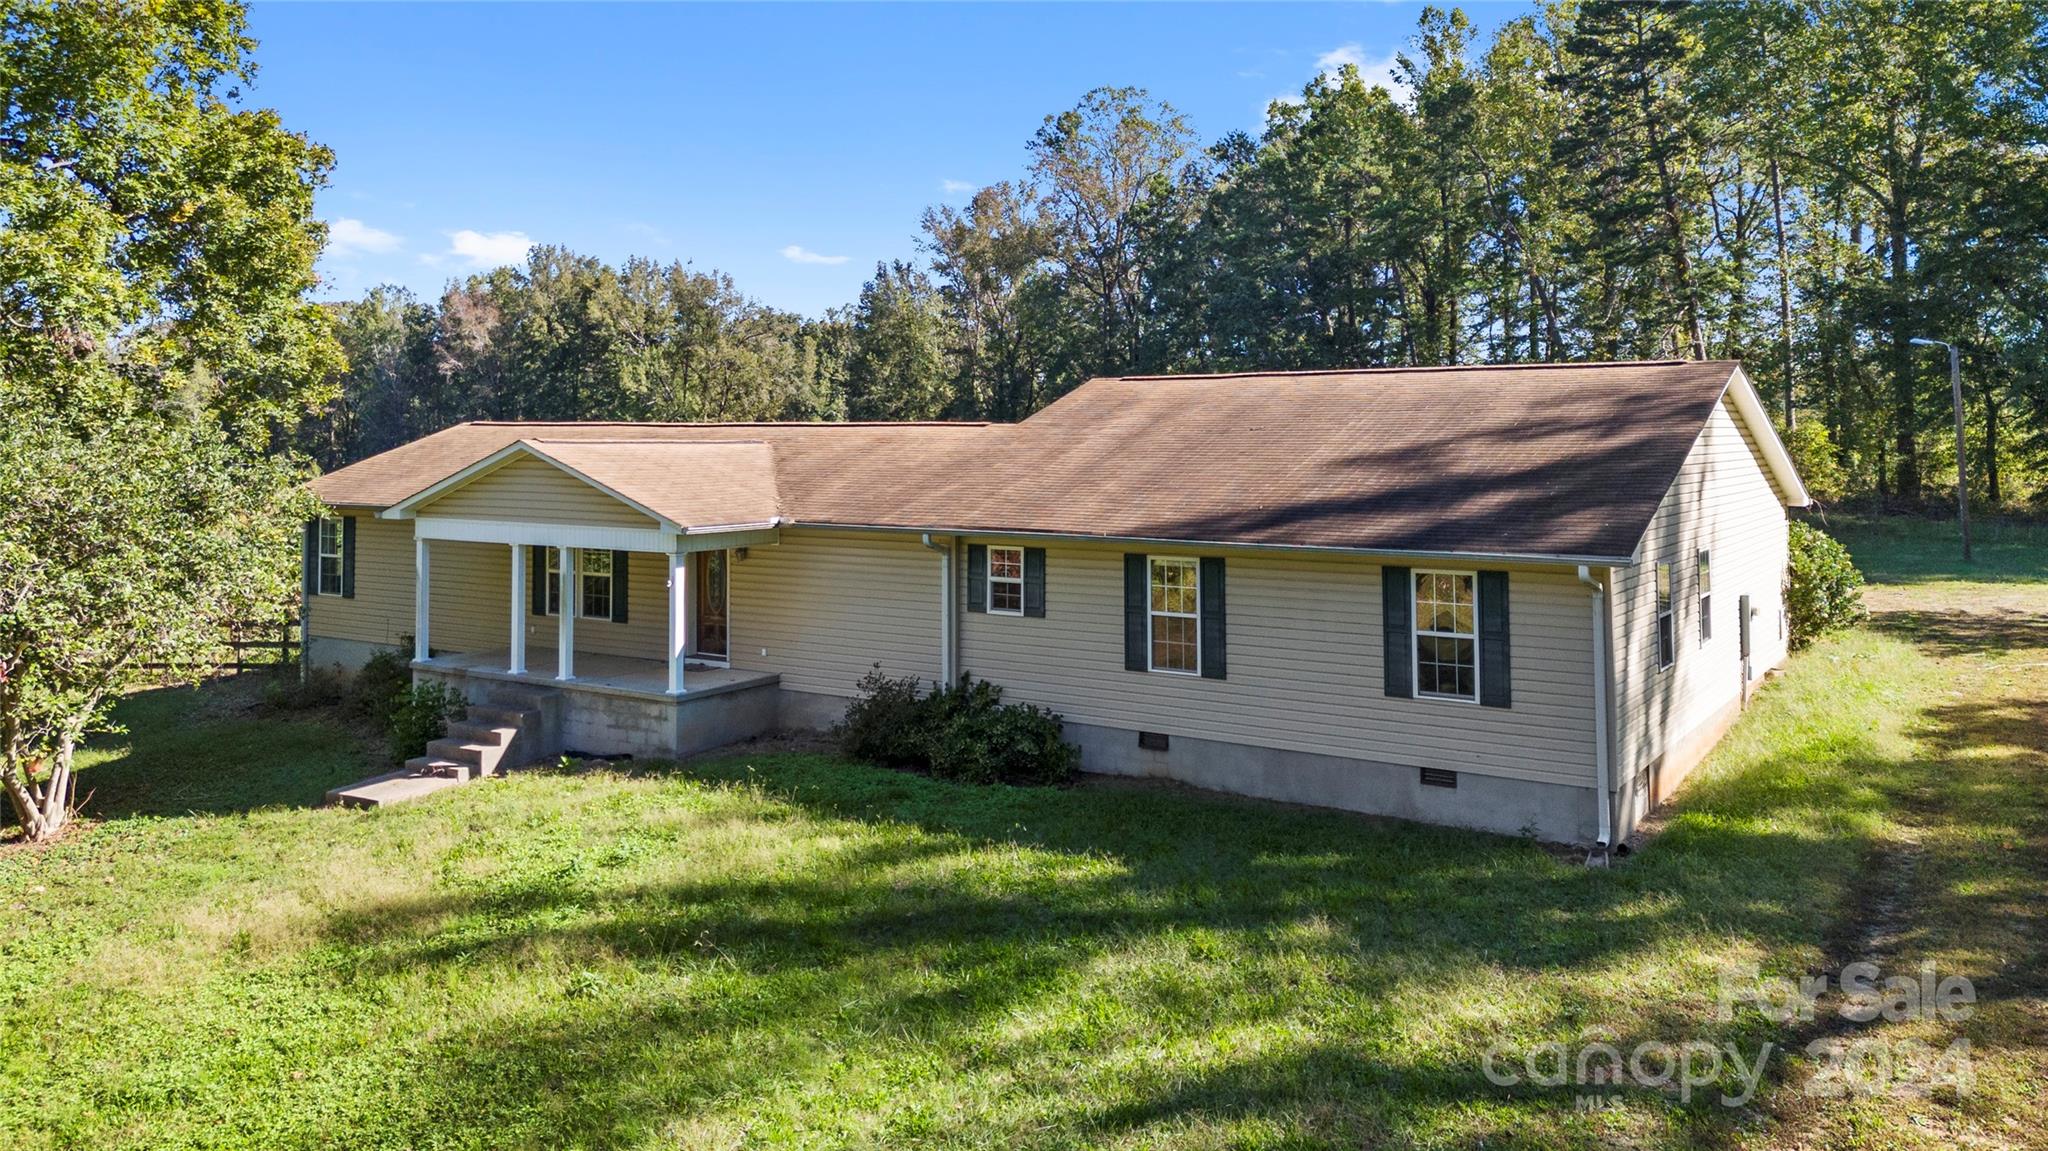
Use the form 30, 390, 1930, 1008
919, 533, 955, 683
1577, 564, 1614, 860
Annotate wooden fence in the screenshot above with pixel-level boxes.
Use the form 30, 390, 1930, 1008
141, 616, 299, 675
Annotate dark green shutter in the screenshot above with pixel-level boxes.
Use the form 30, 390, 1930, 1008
529, 546, 547, 616
610, 550, 629, 623
1478, 570, 1511, 708
1383, 565, 1413, 698
1123, 554, 1147, 671
1024, 547, 1046, 617
302, 520, 319, 596
966, 544, 987, 613
340, 516, 357, 599
1199, 556, 1226, 680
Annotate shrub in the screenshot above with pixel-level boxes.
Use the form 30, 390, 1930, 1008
1786, 521, 1866, 649
837, 665, 1077, 785
838, 667, 933, 767
348, 648, 412, 729
389, 681, 466, 762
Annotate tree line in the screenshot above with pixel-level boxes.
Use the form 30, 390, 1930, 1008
308, 0, 2048, 509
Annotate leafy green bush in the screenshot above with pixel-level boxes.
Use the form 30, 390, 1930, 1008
389, 681, 466, 762
838, 667, 934, 767
1786, 521, 1866, 649
838, 665, 1077, 785
348, 647, 412, 729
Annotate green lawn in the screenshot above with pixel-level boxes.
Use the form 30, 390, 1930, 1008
3, 523, 2043, 1149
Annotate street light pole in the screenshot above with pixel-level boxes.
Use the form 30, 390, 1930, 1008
1910, 336, 1972, 562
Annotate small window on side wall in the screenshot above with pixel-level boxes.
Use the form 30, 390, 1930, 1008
988, 546, 1024, 615
1697, 549, 1712, 643
316, 518, 344, 596
1655, 562, 1676, 670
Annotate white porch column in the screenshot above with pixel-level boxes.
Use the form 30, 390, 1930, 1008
507, 544, 527, 675
667, 551, 690, 695
556, 544, 575, 681
413, 538, 430, 662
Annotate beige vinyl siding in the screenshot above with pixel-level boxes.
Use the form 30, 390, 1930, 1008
304, 515, 415, 647
416, 455, 659, 529
958, 543, 1598, 787
728, 529, 942, 696
1609, 396, 1792, 781
521, 549, 672, 661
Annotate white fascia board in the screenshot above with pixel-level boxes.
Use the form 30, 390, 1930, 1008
1723, 366, 1811, 507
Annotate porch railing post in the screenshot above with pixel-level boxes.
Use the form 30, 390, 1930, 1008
413, 537, 430, 663
508, 543, 527, 675
668, 550, 690, 695
557, 545, 575, 681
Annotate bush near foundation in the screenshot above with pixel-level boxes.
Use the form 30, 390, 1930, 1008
839, 667, 1078, 785
1787, 521, 1867, 649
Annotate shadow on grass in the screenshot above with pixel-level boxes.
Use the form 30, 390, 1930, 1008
1869, 607, 2048, 657
1824, 514, 2048, 586
72, 677, 377, 819
292, 743, 1901, 1147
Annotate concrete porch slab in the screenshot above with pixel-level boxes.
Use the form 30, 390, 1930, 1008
325, 767, 469, 809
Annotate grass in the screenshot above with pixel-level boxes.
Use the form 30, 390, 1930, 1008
2, 522, 2042, 1149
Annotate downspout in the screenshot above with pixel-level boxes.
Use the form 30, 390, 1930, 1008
1577, 565, 1613, 858
920, 534, 955, 684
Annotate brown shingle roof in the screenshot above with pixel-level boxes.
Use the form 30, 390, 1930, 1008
515, 439, 782, 530
314, 360, 1770, 562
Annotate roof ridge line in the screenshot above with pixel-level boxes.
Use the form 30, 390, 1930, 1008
1114, 359, 1726, 381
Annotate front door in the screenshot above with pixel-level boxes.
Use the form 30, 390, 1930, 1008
695, 549, 728, 660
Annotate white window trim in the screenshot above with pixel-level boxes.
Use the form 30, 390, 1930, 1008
1412, 568, 1480, 705
987, 545, 1025, 617
578, 549, 614, 621
1697, 549, 1712, 645
1146, 555, 1201, 677
1655, 561, 1676, 671
315, 517, 344, 597
542, 548, 563, 617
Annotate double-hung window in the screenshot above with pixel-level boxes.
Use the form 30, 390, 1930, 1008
988, 546, 1024, 615
1697, 550, 1712, 643
1148, 557, 1200, 675
579, 550, 613, 620
315, 518, 344, 596
1655, 562, 1676, 670
543, 549, 564, 616
1414, 570, 1478, 702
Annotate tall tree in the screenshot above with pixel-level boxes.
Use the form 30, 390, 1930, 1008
1, 0, 335, 841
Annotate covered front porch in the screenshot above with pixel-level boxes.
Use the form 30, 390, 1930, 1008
381, 436, 792, 759
419, 646, 775, 701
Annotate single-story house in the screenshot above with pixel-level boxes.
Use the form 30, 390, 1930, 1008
305, 360, 1808, 846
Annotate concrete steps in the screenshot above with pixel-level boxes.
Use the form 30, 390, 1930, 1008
327, 691, 553, 808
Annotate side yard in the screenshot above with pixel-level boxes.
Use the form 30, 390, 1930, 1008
1, 519, 2042, 1149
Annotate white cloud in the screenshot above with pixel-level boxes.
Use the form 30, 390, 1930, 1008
446, 228, 534, 268
326, 217, 402, 257
940, 179, 976, 195
780, 244, 849, 266
1314, 42, 1406, 99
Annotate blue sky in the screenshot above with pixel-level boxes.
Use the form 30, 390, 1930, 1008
248, 2, 1525, 317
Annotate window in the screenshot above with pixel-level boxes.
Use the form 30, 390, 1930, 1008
1148, 556, 1200, 674
1697, 549, 1712, 643
1413, 570, 1478, 701
543, 549, 563, 616
988, 546, 1024, 615
579, 550, 613, 619
315, 518, 344, 596
1655, 562, 1675, 670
